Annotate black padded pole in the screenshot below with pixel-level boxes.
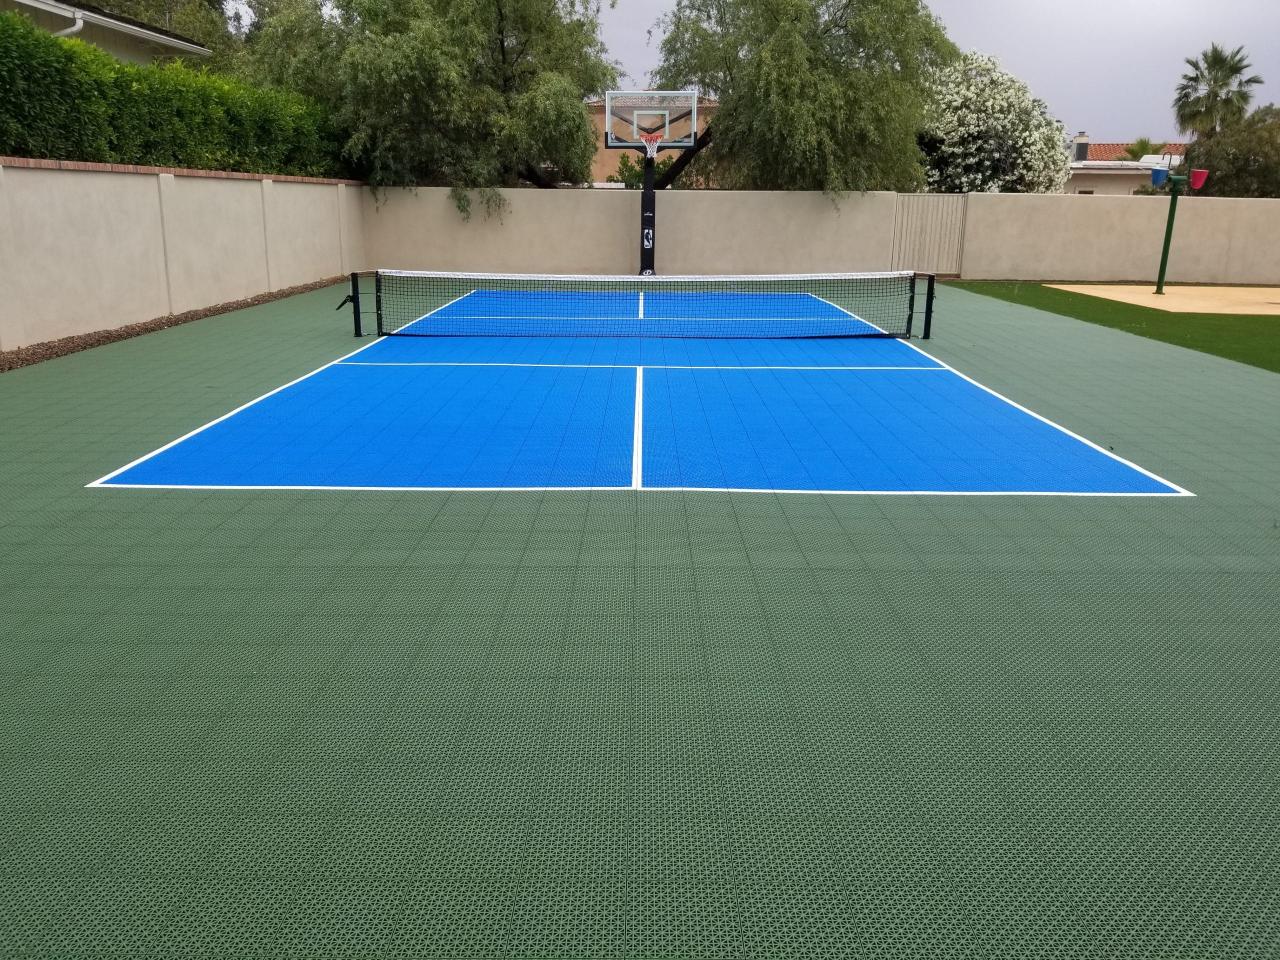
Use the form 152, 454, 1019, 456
640, 154, 656, 275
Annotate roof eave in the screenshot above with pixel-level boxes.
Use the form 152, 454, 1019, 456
14, 0, 212, 56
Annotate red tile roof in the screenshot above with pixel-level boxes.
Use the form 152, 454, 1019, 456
1086, 142, 1186, 161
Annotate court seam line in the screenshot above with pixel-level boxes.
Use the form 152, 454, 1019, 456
337, 362, 944, 371
632, 367, 644, 489
810, 293, 1195, 497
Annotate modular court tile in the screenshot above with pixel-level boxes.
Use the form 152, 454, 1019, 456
0, 284, 1277, 958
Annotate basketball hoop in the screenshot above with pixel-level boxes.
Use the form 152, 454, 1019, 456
639, 132, 665, 160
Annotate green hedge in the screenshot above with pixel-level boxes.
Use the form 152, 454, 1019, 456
0, 12, 341, 177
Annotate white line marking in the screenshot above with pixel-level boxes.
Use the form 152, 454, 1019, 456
87, 335, 389, 487
89, 483, 1189, 496
632, 367, 644, 489
811, 293, 1194, 496
638, 291, 644, 320
337, 361, 943, 371
393, 289, 477, 333
91, 289, 490, 487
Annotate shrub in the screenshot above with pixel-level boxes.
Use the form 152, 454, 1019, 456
0, 12, 341, 177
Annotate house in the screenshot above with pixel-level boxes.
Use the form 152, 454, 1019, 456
1066, 133, 1186, 195
588, 98, 717, 187
1, 0, 211, 62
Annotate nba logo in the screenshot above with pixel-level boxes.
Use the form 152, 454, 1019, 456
643, 229, 654, 249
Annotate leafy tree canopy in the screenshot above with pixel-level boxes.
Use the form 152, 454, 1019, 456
920, 52, 1068, 194
89, 0, 239, 54
1185, 104, 1280, 198
1174, 43, 1262, 139
651, 0, 954, 192
237, 0, 615, 193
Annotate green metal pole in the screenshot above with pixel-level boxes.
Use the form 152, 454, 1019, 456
1154, 178, 1182, 295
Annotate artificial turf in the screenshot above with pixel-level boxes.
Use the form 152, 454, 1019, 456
949, 280, 1280, 374
1, 284, 1278, 958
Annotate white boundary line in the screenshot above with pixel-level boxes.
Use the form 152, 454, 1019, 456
393, 289, 477, 334
87, 335, 389, 487
811, 292, 1193, 497
638, 291, 644, 320
90, 290, 484, 487
338, 361, 942, 372
90, 483, 1186, 496
632, 367, 644, 489
89, 287, 1191, 498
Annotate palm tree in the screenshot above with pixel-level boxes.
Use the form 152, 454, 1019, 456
1174, 44, 1263, 138
1121, 137, 1166, 161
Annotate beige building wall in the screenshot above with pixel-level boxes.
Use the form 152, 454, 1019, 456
1066, 171, 1150, 196
960, 193, 1280, 284
0, 0, 207, 63
0, 161, 365, 351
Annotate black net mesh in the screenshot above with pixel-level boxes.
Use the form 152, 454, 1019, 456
374, 271, 928, 339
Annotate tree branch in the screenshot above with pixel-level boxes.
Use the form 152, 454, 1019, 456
655, 124, 713, 189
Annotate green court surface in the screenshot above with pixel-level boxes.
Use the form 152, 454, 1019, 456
949, 279, 1280, 375
2, 284, 1278, 958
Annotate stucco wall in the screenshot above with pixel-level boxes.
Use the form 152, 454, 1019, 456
363, 188, 903, 275
5, 169, 1280, 353
0, 166, 170, 350
960, 193, 1280, 284
0, 160, 365, 351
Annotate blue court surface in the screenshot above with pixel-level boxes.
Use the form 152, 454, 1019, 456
91, 290, 1189, 496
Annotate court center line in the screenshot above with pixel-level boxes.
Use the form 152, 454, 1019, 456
638, 290, 644, 319
338, 361, 944, 371
632, 367, 644, 489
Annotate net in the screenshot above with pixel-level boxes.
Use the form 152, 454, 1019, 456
373, 271, 932, 339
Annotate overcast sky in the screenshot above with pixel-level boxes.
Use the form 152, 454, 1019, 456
599, 0, 1280, 143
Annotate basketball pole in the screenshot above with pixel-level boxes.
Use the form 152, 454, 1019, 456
639, 153, 656, 275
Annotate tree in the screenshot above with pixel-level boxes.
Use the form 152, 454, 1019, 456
920, 53, 1068, 194
237, 0, 615, 194
650, 0, 954, 192
1174, 43, 1263, 138
1184, 105, 1280, 198
90, 0, 238, 52
1121, 137, 1166, 161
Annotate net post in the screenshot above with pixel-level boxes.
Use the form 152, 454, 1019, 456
374, 271, 385, 337
923, 274, 935, 340
906, 274, 917, 338
349, 273, 362, 337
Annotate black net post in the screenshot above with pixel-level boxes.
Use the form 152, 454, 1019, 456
374, 271, 385, 337
350, 273, 363, 337
640, 155, 656, 275
923, 274, 936, 339
906, 274, 917, 338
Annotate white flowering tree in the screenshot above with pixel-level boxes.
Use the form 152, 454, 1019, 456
922, 53, 1069, 194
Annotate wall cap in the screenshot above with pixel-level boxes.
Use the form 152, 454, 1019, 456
0, 155, 363, 186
